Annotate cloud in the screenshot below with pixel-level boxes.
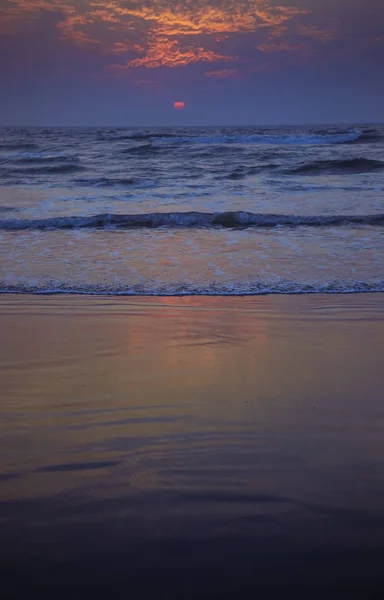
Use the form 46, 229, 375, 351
98, 0, 308, 36
257, 41, 305, 53
297, 25, 340, 43
205, 68, 239, 78
119, 38, 233, 68
0, 0, 308, 68
1, 0, 383, 75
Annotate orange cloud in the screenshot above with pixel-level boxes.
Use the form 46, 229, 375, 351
297, 25, 340, 43
257, 41, 305, 53
205, 68, 239, 79
119, 38, 233, 68
98, 1, 308, 36
1, 0, 309, 68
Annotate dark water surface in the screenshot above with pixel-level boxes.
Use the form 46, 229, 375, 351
1, 294, 384, 598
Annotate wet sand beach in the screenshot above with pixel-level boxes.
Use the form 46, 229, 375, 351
1, 293, 384, 599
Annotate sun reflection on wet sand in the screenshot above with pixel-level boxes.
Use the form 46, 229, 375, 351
0, 294, 384, 597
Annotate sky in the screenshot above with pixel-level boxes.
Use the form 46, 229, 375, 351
0, 0, 383, 126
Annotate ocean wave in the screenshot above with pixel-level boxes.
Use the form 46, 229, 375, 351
226, 170, 247, 180
104, 129, 367, 147
73, 176, 155, 189
0, 206, 18, 213
120, 143, 159, 155
129, 132, 180, 141
343, 128, 384, 145
173, 130, 362, 146
0, 143, 39, 151
219, 164, 279, 180
14, 155, 79, 165
1, 279, 383, 296
108, 133, 176, 141
189, 145, 242, 157
287, 158, 384, 175
1, 211, 383, 231
204, 131, 362, 146
92, 177, 136, 187
0, 163, 85, 176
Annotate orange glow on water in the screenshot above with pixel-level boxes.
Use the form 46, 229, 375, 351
174, 101, 185, 110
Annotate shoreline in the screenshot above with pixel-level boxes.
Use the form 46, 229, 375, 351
0, 288, 383, 296
1, 290, 383, 301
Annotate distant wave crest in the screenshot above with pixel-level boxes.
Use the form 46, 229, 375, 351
287, 158, 384, 175
102, 128, 370, 146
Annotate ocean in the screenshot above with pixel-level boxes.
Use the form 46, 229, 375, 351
0, 124, 383, 295
1, 124, 384, 598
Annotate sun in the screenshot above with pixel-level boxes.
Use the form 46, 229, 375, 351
174, 101, 185, 110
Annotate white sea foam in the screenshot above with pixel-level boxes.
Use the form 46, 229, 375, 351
1, 279, 383, 296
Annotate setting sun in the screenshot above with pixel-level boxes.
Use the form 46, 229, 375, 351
174, 101, 185, 110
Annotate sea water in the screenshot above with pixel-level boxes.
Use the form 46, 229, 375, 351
0, 124, 383, 294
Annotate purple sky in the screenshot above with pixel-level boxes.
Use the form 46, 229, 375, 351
1, 0, 383, 125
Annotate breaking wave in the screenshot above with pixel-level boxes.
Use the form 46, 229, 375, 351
1, 279, 383, 296
343, 128, 384, 145
1, 211, 384, 231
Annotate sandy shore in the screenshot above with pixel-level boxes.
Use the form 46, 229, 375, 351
1, 293, 384, 598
